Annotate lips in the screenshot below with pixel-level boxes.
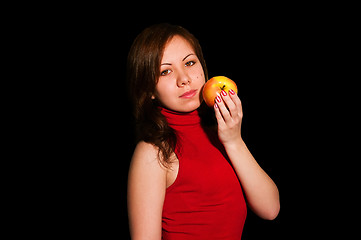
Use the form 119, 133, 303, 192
179, 89, 198, 98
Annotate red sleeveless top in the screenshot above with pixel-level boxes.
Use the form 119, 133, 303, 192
161, 107, 247, 240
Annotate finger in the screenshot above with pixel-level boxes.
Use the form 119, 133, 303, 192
229, 89, 243, 118
220, 90, 238, 118
214, 102, 226, 127
215, 93, 232, 123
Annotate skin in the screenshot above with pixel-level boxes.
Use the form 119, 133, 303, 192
152, 36, 205, 112
128, 35, 280, 240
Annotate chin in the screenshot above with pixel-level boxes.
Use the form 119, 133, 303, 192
170, 99, 202, 113
181, 102, 201, 112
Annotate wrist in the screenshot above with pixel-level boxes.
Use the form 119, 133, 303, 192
223, 136, 245, 152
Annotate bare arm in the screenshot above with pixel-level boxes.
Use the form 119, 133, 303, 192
127, 141, 166, 239
214, 89, 280, 220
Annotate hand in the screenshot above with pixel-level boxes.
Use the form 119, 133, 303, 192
214, 89, 243, 147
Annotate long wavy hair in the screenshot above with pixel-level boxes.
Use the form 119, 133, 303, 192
126, 23, 209, 167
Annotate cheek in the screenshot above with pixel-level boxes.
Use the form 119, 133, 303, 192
191, 66, 205, 82
155, 80, 174, 100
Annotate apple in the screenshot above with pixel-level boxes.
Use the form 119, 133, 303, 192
202, 76, 238, 107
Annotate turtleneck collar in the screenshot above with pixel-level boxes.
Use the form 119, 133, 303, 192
160, 107, 201, 128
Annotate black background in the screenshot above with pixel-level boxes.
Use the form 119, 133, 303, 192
28, 4, 343, 239
87, 18, 287, 239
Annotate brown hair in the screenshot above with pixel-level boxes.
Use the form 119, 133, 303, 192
127, 23, 208, 167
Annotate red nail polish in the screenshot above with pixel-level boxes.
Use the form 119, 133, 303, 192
229, 89, 235, 95
221, 90, 227, 96
216, 96, 221, 103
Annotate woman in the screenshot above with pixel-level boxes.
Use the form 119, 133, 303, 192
127, 23, 280, 240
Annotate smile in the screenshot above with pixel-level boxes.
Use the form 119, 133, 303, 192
179, 89, 198, 98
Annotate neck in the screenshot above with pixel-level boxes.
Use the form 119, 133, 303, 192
159, 107, 201, 128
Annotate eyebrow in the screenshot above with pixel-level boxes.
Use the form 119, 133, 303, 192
160, 53, 195, 66
182, 53, 195, 61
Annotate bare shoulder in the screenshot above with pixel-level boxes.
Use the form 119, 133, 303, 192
128, 141, 166, 239
129, 141, 166, 179
131, 141, 160, 166
128, 141, 167, 196
133, 140, 158, 156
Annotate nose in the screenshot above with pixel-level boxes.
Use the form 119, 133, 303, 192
176, 71, 191, 87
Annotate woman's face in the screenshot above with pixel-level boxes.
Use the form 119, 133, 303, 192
153, 35, 205, 112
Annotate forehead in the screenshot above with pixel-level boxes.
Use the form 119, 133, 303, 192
162, 35, 194, 62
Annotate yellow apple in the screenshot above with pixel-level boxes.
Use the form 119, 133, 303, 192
202, 76, 238, 107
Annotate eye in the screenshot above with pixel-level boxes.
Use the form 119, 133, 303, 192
185, 61, 195, 67
161, 69, 171, 76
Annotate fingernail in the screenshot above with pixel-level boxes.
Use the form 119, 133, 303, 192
229, 89, 235, 95
214, 103, 218, 108
221, 90, 227, 96
216, 96, 222, 103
